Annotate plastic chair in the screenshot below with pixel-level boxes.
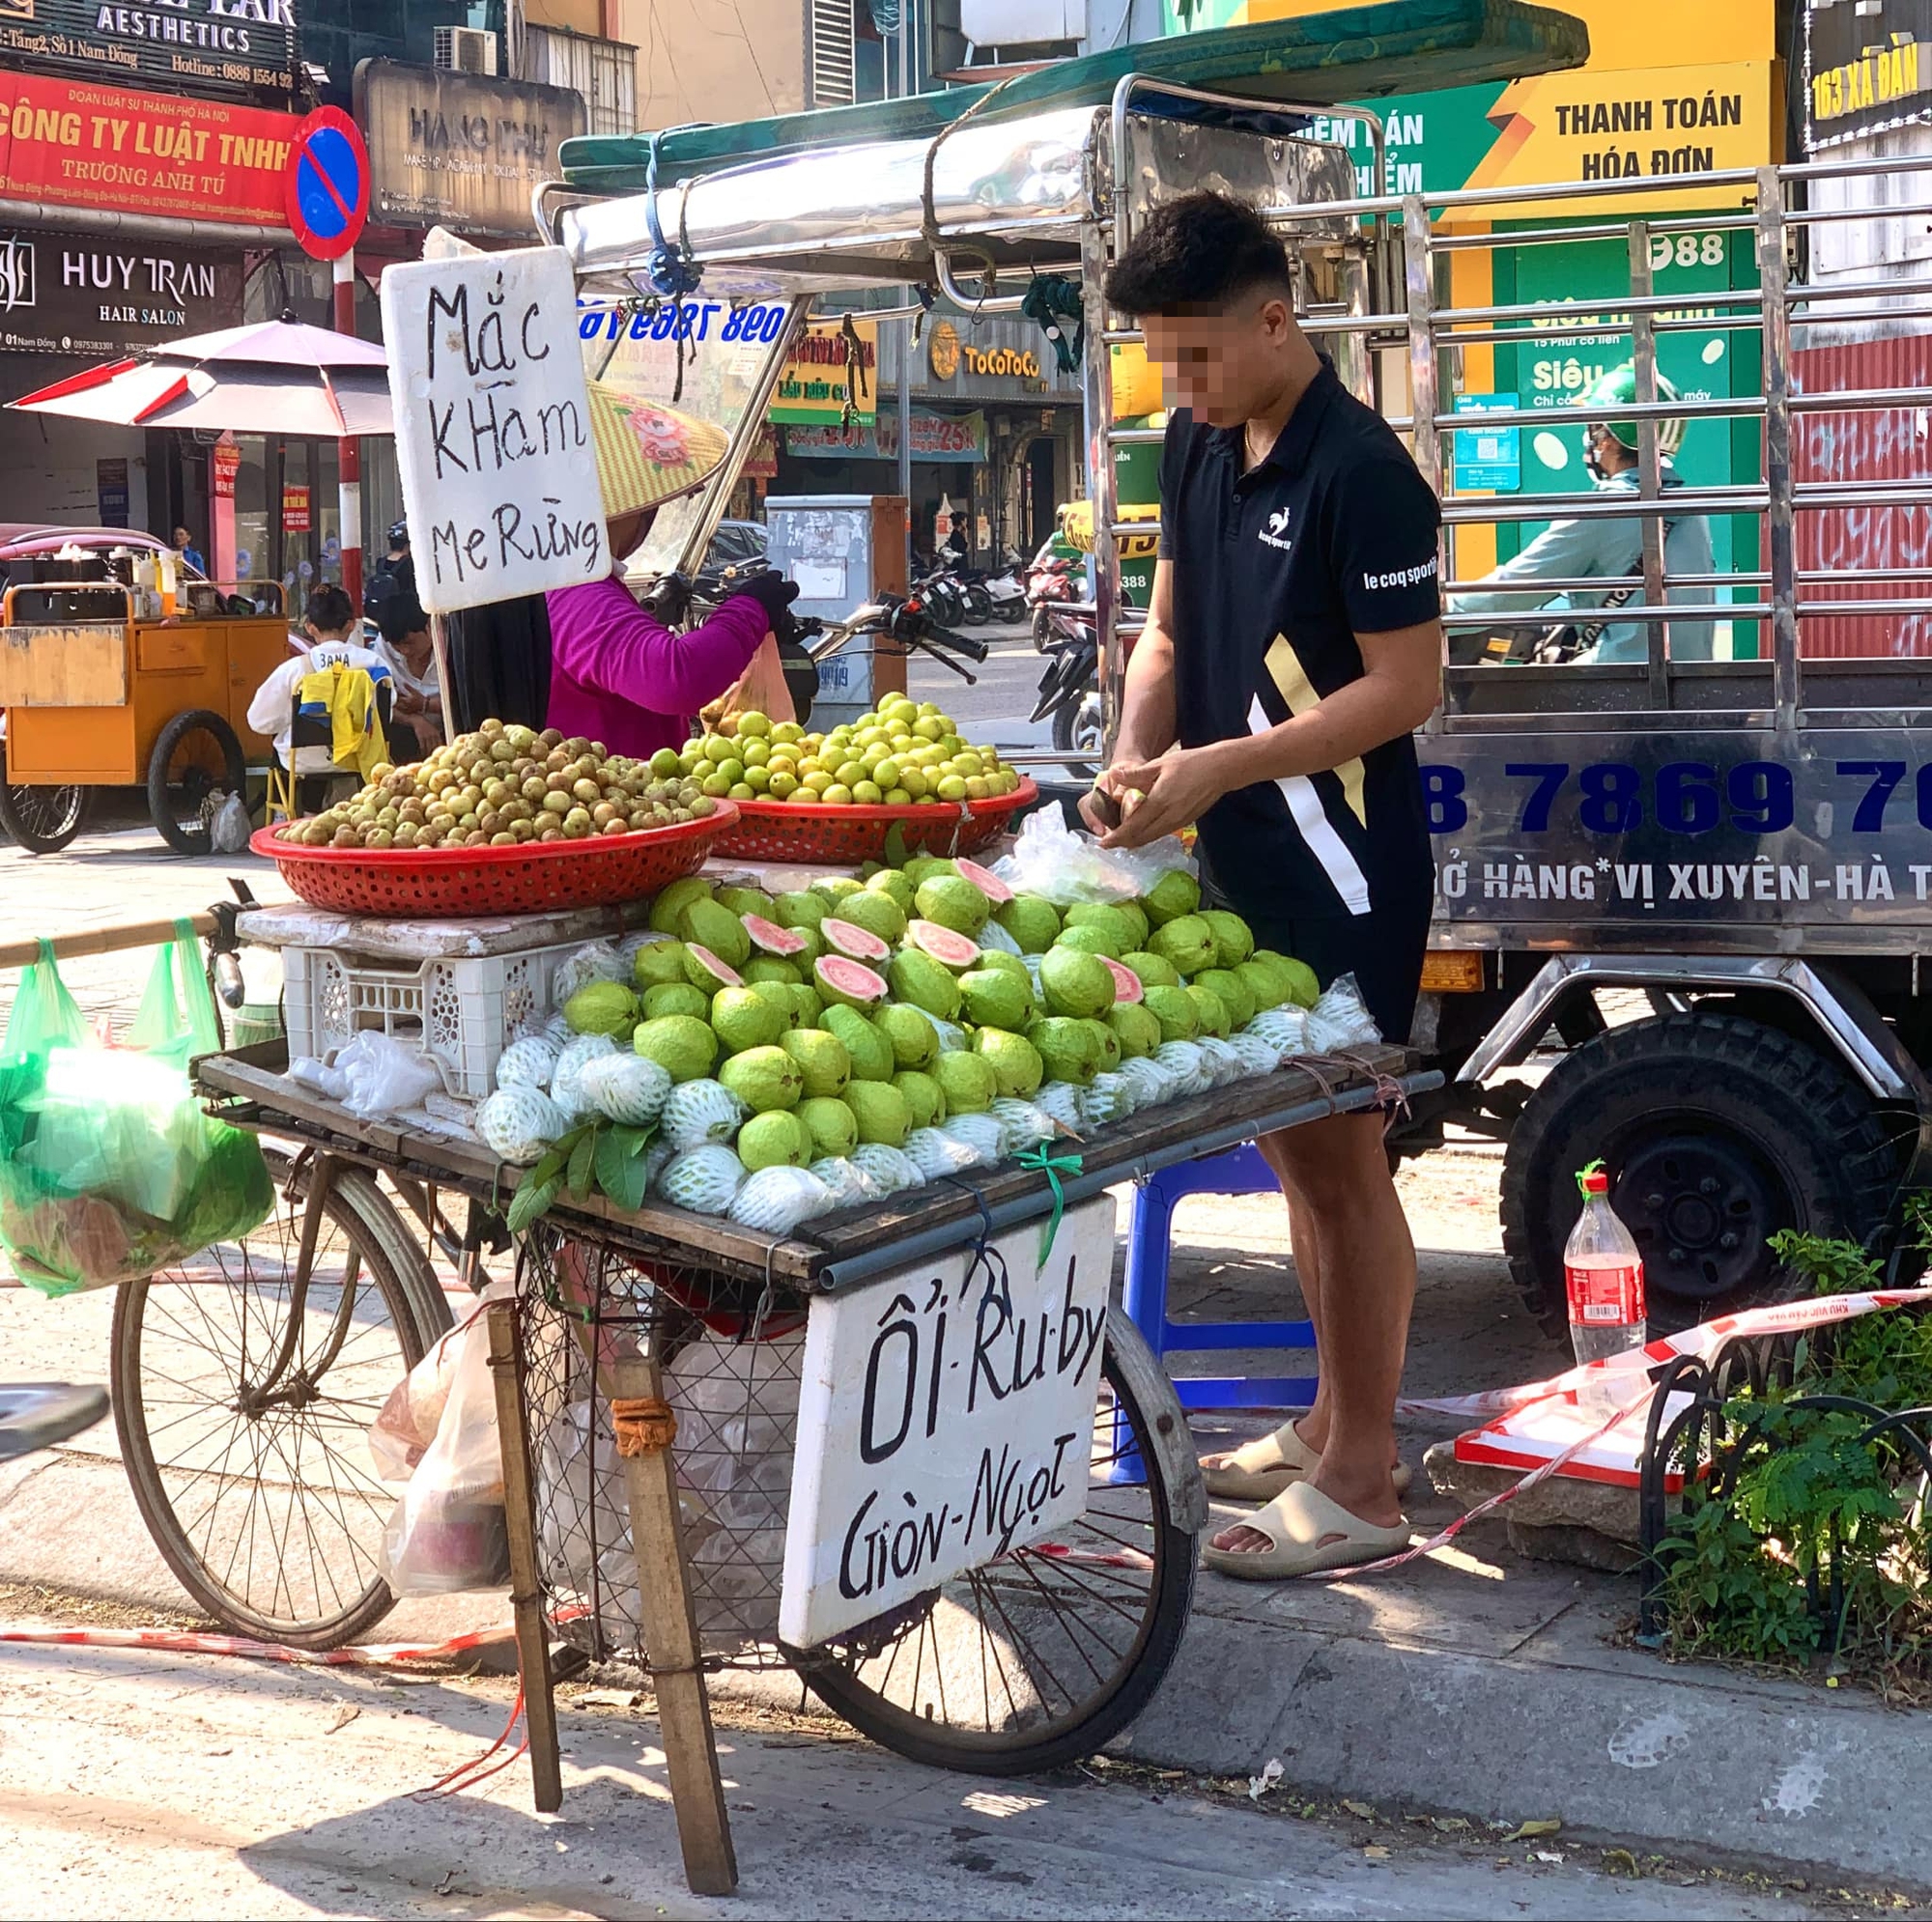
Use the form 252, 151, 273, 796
1121, 1142, 1319, 1410
265, 678, 394, 824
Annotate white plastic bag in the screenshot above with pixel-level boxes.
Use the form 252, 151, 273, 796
376, 1290, 511, 1597
551, 941, 630, 1006
990, 805, 1195, 906
335, 1030, 442, 1118
210, 790, 252, 854
1304, 973, 1381, 1053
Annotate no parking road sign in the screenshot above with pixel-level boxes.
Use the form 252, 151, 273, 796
284, 107, 370, 262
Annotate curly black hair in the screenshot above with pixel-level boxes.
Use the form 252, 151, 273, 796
1103, 189, 1293, 317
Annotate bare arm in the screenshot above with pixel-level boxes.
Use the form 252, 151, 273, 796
1098, 617, 1442, 850
1077, 559, 1179, 833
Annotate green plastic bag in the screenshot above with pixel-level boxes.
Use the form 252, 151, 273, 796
0, 923, 273, 1297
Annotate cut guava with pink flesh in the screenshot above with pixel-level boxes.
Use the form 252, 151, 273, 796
906, 919, 981, 967
815, 955, 890, 1006
821, 917, 893, 962
686, 943, 744, 988
742, 913, 808, 956
1102, 957, 1146, 1004
954, 858, 1012, 903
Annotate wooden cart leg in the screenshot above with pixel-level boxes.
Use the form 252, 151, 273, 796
612, 1352, 739, 1898
485, 1299, 564, 1815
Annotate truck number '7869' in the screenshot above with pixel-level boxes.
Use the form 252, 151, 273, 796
1421, 761, 1932, 836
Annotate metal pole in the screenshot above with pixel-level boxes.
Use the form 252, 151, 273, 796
1627, 218, 1668, 708
1756, 167, 1800, 734
1080, 215, 1123, 758
332, 250, 362, 611
896, 0, 914, 571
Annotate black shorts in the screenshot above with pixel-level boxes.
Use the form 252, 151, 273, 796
1201, 873, 1432, 1046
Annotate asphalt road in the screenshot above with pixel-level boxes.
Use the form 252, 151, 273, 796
905, 616, 1059, 752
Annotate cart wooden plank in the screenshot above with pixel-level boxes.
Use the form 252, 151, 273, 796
196, 1040, 1426, 1288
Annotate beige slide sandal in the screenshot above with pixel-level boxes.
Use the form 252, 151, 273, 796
1200, 1421, 1411, 1503
1202, 1482, 1412, 1582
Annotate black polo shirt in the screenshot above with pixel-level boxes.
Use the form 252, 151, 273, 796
1157, 362, 1441, 923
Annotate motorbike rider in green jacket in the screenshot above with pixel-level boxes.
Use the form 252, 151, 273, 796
1451, 364, 1715, 664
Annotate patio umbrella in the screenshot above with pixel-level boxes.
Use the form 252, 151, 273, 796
5, 313, 393, 438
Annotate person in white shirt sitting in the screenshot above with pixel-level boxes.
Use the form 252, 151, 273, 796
246, 583, 392, 805
370, 594, 442, 763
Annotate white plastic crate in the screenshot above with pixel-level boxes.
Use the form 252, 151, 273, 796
283, 942, 581, 1099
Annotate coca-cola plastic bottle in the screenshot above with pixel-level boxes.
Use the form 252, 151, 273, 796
1563, 1161, 1647, 1368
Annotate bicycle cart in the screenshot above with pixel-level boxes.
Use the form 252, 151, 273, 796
0, 530, 289, 855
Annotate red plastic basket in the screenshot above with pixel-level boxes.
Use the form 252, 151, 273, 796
709, 779, 1037, 865
252, 803, 740, 918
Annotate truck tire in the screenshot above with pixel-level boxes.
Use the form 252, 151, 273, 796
1499, 1011, 1900, 1342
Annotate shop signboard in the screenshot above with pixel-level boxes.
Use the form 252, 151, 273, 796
770, 315, 878, 427
0, 227, 243, 353
780, 1198, 1116, 1649
0, 73, 300, 226
383, 244, 607, 614
1804, 0, 1932, 150
213, 439, 240, 500
355, 61, 587, 240
786, 409, 986, 462
0, 0, 297, 102
280, 483, 309, 534
95, 456, 128, 526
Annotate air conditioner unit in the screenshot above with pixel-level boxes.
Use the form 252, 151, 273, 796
434, 25, 499, 75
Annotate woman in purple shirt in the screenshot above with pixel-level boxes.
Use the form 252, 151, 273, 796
545, 388, 798, 757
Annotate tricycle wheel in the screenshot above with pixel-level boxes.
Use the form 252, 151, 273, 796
111, 1150, 452, 1649
1500, 1011, 1903, 1341
147, 708, 244, 856
793, 1316, 1196, 1774
0, 777, 89, 854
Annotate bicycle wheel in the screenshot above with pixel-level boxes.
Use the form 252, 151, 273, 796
111, 1151, 453, 1648
795, 1316, 1197, 1774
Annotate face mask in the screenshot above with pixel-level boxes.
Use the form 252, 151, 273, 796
1583, 425, 1611, 482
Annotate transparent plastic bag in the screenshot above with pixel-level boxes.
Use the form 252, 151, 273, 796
1304, 974, 1381, 1053
989, 805, 1195, 906
335, 1030, 442, 1118
210, 790, 253, 854
377, 1289, 511, 1597
0, 929, 271, 1297
551, 941, 630, 1007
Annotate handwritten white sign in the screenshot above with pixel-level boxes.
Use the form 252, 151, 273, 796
779, 1197, 1116, 1650
381, 246, 606, 614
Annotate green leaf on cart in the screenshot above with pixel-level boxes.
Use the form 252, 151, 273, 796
594, 1127, 648, 1212
565, 1125, 597, 1200
609, 1122, 654, 1159
883, 821, 909, 870
507, 1173, 561, 1234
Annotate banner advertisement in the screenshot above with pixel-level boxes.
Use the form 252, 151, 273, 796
0, 0, 298, 102
0, 228, 243, 354
1804, 0, 1932, 150
786, 409, 986, 462
0, 73, 300, 226
770, 317, 879, 427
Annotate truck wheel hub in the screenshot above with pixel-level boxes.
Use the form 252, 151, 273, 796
1620, 1133, 1776, 1303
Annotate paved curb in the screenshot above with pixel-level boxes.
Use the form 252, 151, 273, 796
1111, 1600, 1931, 1889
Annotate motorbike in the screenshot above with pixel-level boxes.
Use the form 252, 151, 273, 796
1025, 547, 1080, 652
908, 556, 966, 629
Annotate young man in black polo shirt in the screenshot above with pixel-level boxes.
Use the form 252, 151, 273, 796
1086, 190, 1442, 1579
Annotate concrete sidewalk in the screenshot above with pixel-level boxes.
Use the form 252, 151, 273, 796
0, 1139, 1923, 1889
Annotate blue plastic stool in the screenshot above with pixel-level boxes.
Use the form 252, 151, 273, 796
1121, 1142, 1319, 1410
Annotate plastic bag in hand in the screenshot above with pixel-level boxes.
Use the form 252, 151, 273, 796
377, 1288, 512, 1597
989, 804, 1196, 907
1304, 974, 1382, 1053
